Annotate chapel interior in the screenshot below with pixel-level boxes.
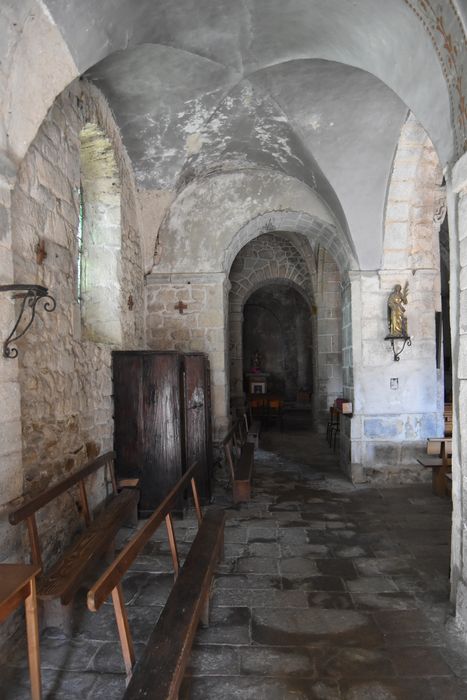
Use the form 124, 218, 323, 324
2, 1, 467, 698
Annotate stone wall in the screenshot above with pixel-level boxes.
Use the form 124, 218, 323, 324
348, 114, 444, 483
228, 233, 342, 429
450, 151, 467, 632
2, 80, 144, 568
228, 233, 314, 398
314, 247, 343, 430
145, 272, 229, 437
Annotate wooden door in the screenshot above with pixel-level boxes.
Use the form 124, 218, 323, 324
113, 352, 144, 482
142, 353, 184, 514
113, 352, 185, 515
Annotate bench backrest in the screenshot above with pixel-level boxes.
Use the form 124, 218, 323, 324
87, 461, 202, 613
9, 451, 118, 567
222, 421, 246, 481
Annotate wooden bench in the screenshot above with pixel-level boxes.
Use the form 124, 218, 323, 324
222, 421, 254, 503
243, 407, 261, 449
9, 451, 139, 628
87, 462, 225, 698
417, 439, 452, 497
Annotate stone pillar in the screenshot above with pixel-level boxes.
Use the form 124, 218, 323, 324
449, 153, 467, 628
315, 251, 343, 430
348, 268, 440, 484
146, 271, 230, 439
229, 300, 243, 401
0, 171, 23, 558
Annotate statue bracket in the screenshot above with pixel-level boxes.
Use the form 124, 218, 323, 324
0, 284, 56, 358
385, 335, 411, 362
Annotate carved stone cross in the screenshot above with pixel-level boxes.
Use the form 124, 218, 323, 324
174, 300, 187, 314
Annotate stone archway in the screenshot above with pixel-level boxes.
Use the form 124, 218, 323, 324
228, 232, 343, 429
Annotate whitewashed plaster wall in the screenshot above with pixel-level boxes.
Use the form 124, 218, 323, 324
153, 171, 354, 275
348, 115, 444, 483
145, 272, 229, 437
1, 81, 144, 576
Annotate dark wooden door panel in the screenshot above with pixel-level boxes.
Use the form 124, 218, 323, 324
113, 351, 212, 514
113, 353, 143, 479
142, 354, 184, 513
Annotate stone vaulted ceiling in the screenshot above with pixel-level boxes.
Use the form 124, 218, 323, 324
42, 0, 467, 269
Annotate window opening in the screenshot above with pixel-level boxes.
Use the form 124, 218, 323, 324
77, 184, 84, 305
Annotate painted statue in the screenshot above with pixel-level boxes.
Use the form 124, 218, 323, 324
387, 282, 408, 337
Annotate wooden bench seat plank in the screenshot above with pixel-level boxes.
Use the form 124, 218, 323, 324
38, 488, 138, 604
123, 508, 225, 700
417, 457, 444, 468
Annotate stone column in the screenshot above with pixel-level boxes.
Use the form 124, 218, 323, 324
0, 171, 23, 558
315, 250, 343, 431
449, 153, 467, 628
348, 268, 440, 484
228, 300, 243, 401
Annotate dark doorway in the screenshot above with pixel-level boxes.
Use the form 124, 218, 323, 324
243, 284, 313, 402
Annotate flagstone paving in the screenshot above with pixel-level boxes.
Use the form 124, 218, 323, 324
3, 429, 467, 699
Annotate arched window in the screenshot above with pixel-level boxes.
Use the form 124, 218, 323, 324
78, 122, 122, 344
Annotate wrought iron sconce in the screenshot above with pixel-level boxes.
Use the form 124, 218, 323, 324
385, 335, 412, 362
0, 284, 56, 358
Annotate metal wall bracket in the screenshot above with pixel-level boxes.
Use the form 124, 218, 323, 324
0, 284, 56, 358
385, 335, 412, 362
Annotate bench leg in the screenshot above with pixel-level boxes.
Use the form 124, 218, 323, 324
112, 583, 135, 680
25, 577, 42, 700
233, 481, 251, 503
432, 466, 447, 497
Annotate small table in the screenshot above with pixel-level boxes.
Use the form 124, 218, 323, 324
0, 563, 42, 700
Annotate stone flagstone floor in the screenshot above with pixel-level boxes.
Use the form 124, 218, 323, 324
3, 428, 467, 699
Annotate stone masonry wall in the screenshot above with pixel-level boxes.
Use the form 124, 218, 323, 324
228, 233, 314, 400
314, 247, 343, 431
4, 80, 144, 567
228, 233, 342, 429
145, 272, 229, 438
450, 152, 467, 631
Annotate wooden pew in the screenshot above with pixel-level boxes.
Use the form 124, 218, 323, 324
417, 439, 452, 497
87, 462, 225, 698
222, 421, 254, 503
243, 406, 261, 449
9, 451, 139, 627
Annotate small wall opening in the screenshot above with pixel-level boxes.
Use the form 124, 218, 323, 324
79, 122, 122, 344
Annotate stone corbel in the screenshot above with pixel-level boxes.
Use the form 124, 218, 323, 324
433, 185, 447, 226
